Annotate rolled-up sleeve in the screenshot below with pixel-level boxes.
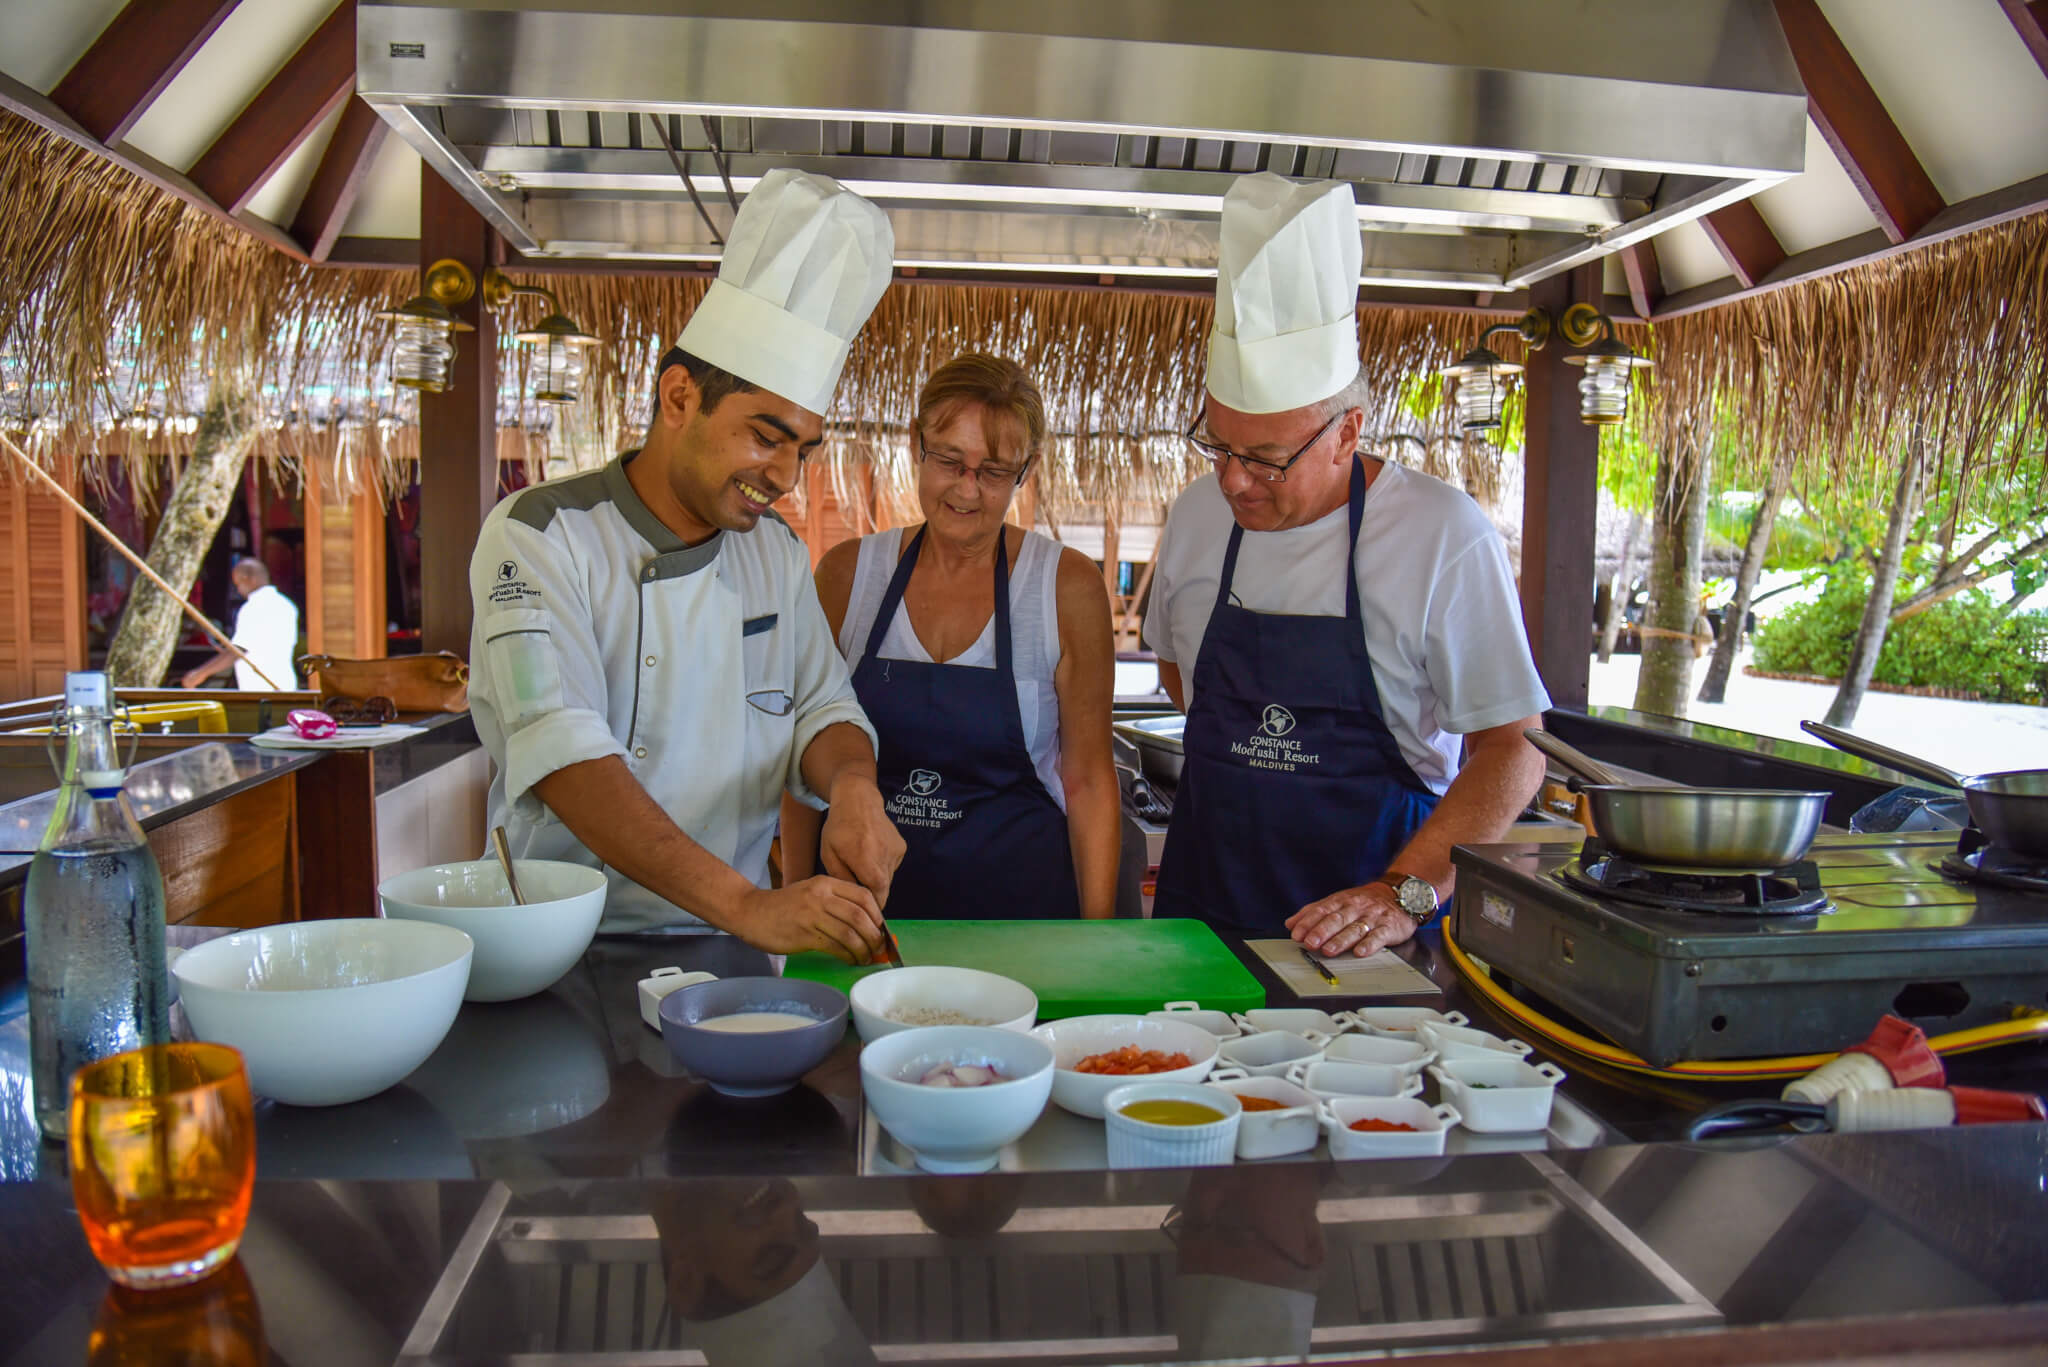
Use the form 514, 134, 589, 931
782, 547, 876, 805
469, 512, 627, 819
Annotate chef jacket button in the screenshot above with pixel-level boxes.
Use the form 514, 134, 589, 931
645, 655, 657, 667
634, 746, 648, 759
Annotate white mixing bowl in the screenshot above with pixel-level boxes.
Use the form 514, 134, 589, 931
379, 859, 606, 1002
849, 966, 1038, 1043
1029, 1014, 1219, 1118
860, 1026, 1055, 1173
170, 919, 472, 1107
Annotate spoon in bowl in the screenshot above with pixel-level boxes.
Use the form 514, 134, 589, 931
490, 825, 528, 906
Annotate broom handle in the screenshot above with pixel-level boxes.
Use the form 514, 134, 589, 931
0, 431, 283, 691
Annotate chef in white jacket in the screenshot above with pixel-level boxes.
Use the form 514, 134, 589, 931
468, 169, 905, 961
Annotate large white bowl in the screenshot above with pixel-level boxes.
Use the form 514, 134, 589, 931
860, 1026, 1055, 1173
379, 859, 606, 1002
170, 919, 473, 1107
849, 966, 1037, 1044
1028, 1014, 1219, 1119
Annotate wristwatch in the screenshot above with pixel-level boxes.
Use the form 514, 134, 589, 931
1378, 874, 1440, 927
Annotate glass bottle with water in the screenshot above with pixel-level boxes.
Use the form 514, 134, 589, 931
25, 672, 171, 1140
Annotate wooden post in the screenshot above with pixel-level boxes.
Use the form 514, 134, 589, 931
1517, 265, 1603, 709
417, 169, 498, 657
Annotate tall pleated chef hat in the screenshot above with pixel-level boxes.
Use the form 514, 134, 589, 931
676, 168, 894, 415
1205, 173, 1362, 414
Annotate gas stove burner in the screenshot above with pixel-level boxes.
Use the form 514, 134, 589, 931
1557, 839, 1831, 916
1940, 829, 2048, 893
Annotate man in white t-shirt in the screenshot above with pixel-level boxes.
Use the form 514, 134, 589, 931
181, 558, 299, 691
1144, 173, 1549, 955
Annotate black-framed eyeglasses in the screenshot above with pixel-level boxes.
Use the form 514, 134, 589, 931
1184, 409, 1347, 484
918, 443, 1029, 496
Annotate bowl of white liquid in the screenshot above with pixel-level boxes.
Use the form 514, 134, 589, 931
656, 976, 849, 1097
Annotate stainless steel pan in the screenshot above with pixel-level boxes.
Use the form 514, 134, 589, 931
1801, 721, 2048, 860
1527, 730, 1831, 870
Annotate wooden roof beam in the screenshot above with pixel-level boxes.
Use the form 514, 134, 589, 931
50, 0, 242, 146
1774, 0, 1946, 244
291, 98, 389, 261
1999, 0, 2048, 80
0, 71, 308, 262
1699, 199, 1788, 288
1652, 171, 2048, 320
1619, 240, 1664, 320
189, 0, 356, 216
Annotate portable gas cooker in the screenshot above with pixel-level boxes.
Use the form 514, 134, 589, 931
1450, 831, 2048, 1067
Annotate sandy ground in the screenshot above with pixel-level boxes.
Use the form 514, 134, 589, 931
1118, 652, 2047, 776
1587, 650, 2048, 776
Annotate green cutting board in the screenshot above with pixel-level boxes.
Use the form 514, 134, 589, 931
783, 919, 1265, 1019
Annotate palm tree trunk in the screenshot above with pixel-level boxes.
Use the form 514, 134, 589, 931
1633, 434, 1712, 717
1597, 512, 1643, 663
1697, 460, 1793, 704
1824, 441, 1925, 728
104, 384, 261, 687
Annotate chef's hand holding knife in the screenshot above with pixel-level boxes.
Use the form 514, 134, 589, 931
745, 773, 904, 965
818, 771, 905, 915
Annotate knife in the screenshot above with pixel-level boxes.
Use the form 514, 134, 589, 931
879, 924, 905, 969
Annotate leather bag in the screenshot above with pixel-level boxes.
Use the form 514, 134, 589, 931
297, 652, 470, 713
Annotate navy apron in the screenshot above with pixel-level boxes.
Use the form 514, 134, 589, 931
1153, 461, 1439, 937
850, 528, 1079, 920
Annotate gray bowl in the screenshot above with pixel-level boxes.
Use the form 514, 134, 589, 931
657, 977, 849, 1097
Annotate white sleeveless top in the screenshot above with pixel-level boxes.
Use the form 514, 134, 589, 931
838, 527, 1068, 810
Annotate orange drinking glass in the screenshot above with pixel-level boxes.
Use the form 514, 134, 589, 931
68, 1042, 256, 1289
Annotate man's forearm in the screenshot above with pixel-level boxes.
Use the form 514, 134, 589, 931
531, 755, 756, 929
798, 720, 878, 800
1383, 731, 1545, 894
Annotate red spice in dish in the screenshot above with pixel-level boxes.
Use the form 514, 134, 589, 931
1073, 1046, 1195, 1075
1347, 1117, 1419, 1133
1236, 1095, 1289, 1113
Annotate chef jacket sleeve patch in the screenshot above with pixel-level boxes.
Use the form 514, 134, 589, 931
482, 607, 564, 724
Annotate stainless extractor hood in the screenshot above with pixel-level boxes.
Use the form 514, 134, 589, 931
356, 1, 1807, 293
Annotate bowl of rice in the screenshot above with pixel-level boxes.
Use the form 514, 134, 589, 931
849, 966, 1038, 1044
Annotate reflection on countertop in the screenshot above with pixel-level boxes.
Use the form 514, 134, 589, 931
5, 1127, 2047, 1365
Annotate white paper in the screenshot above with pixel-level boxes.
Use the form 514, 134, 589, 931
250, 723, 424, 750
1246, 938, 1442, 999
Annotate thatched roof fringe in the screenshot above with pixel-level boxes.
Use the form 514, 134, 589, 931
1646, 210, 2048, 491
7, 111, 2043, 519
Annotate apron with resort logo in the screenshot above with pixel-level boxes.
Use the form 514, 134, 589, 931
850, 527, 1079, 920
1154, 460, 1439, 937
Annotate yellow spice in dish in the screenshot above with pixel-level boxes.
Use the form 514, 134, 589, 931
1119, 1099, 1225, 1126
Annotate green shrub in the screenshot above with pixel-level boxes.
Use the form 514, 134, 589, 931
1752, 571, 2048, 705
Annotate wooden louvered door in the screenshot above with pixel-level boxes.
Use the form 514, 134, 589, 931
0, 463, 87, 703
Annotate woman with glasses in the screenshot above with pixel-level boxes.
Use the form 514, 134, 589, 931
781, 354, 1120, 919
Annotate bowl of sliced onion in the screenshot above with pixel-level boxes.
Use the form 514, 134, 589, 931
859, 1026, 1055, 1173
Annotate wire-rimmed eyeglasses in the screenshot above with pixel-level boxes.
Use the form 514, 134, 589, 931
918, 443, 1029, 496
1184, 409, 1347, 483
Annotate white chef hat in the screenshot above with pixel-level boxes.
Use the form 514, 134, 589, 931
1205, 173, 1362, 414
676, 168, 894, 416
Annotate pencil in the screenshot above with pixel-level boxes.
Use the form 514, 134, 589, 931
1300, 946, 1340, 987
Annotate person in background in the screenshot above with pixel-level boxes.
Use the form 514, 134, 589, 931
466, 169, 904, 961
181, 558, 299, 691
783, 354, 1120, 919
1145, 173, 1549, 956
